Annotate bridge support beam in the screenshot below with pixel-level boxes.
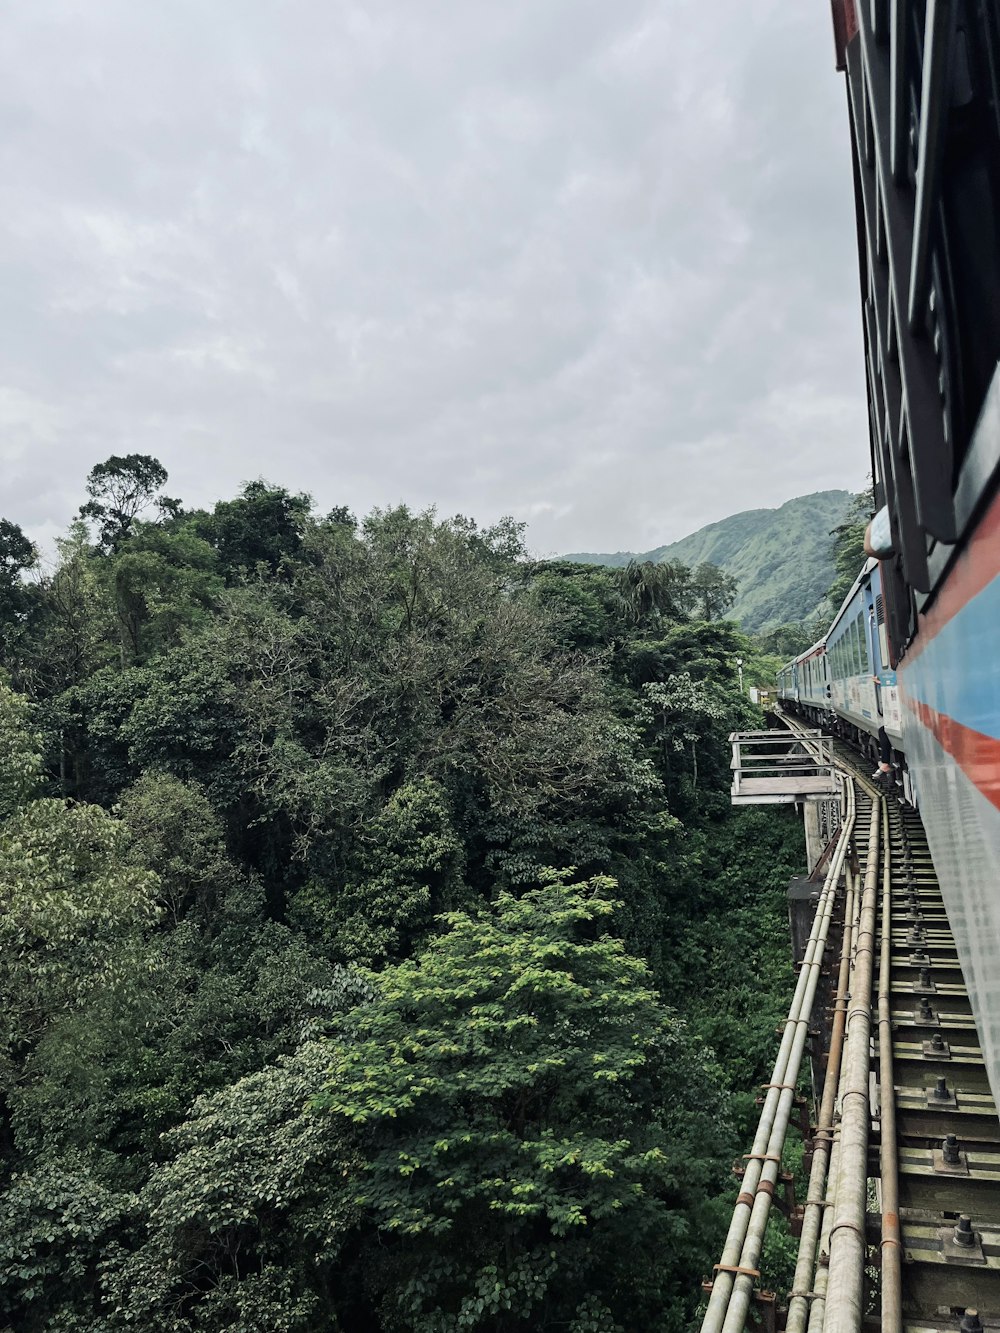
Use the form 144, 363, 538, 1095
804, 800, 824, 874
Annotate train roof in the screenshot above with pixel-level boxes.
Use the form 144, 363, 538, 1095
777, 556, 878, 675
827, 557, 878, 638
777, 637, 827, 675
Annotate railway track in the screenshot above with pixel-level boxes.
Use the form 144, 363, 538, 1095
703, 718, 1000, 1332
804, 724, 1000, 1330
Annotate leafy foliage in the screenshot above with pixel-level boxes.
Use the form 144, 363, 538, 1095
315, 876, 730, 1332
827, 486, 875, 613
0, 457, 807, 1331
568, 490, 852, 630
0, 681, 158, 1082
104, 1042, 358, 1333
78, 453, 173, 551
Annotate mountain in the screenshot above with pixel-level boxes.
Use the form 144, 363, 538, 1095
564, 490, 852, 632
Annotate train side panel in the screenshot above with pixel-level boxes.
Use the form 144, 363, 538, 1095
898, 480, 1000, 1083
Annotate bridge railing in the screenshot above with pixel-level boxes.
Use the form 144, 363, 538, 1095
730, 729, 838, 804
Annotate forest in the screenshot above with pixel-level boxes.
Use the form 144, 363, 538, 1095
0, 456, 811, 1332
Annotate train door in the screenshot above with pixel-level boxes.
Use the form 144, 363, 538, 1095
863, 579, 883, 718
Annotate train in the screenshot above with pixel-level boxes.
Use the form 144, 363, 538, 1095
776, 558, 906, 780
778, 3, 1000, 1103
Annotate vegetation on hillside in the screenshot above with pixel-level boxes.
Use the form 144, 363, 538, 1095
0, 457, 805, 1331
826, 486, 874, 613
567, 489, 851, 631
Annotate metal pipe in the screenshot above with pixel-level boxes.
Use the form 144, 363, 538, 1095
785, 856, 858, 1332
720, 823, 856, 1333
823, 796, 882, 1333
698, 778, 858, 1333
809, 857, 866, 1333
807, 1017, 852, 1333
878, 799, 903, 1332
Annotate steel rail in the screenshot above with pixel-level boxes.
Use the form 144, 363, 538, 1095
877, 797, 903, 1332
700, 778, 855, 1332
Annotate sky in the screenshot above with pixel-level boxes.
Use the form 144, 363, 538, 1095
1, 0, 870, 558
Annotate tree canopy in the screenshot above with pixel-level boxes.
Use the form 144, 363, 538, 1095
0, 456, 805, 1331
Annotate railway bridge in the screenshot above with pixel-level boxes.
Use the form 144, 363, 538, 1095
700, 715, 1000, 1333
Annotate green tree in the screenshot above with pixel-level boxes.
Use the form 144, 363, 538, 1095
202, 480, 313, 576
291, 777, 468, 966
616, 559, 692, 627
754, 622, 824, 660
317, 875, 730, 1332
639, 672, 731, 791
8, 522, 112, 708
689, 562, 738, 621
0, 519, 36, 587
116, 770, 242, 924
827, 486, 873, 612
103, 522, 222, 665
0, 681, 158, 1085
78, 454, 172, 551
520, 561, 621, 651
0, 519, 38, 649
102, 1041, 359, 1333
0, 1154, 136, 1332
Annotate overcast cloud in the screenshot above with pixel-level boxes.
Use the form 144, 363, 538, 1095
1, 0, 869, 556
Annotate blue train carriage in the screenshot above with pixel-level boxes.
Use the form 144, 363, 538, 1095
775, 658, 797, 705
828, 1, 1000, 1097
778, 561, 903, 777
776, 640, 826, 711
798, 639, 829, 712
825, 559, 902, 752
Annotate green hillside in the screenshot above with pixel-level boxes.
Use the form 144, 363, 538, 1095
565, 489, 851, 631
